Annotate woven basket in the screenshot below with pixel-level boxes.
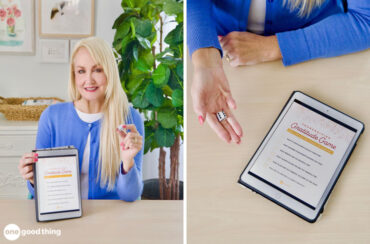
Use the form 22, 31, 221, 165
0, 96, 64, 121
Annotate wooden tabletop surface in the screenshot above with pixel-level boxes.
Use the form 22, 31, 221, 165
187, 50, 370, 244
0, 200, 183, 243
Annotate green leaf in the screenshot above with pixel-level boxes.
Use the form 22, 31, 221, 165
132, 90, 149, 109
112, 11, 137, 29
126, 76, 144, 94
168, 70, 181, 90
175, 62, 183, 80
135, 58, 151, 72
157, 56, 177, 65
133, 44, 139, 61
121, 0, 135, 8
162, 85, 173, 96
157, 107, 177, 128
163, 0, 183, 15
136, 35, 151, 49
155, 126, 175, 147
145, 83, 164, 107
164, 24, 183, 45
114, 22, 130, 42
172, 89, 183, 107
132, 18, 153, 38
152, 64, 170, 87
130, 19, 136, 38
144, 126, 155, 154
142, 51, 154, 68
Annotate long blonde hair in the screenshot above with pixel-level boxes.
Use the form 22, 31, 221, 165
285, 0, 325, 17
68, 37, 129, 191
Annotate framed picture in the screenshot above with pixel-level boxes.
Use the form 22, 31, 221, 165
39, 0, 94, 38
0, 0, 35, 55
70, 39, 79, 56
39, 39, 69, 63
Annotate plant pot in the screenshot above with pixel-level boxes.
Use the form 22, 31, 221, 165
142, 178, 183, 200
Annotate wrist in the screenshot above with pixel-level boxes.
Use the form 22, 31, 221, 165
265, 35, 282, 62
192, 47, 223, 69
122, 158, 134, 173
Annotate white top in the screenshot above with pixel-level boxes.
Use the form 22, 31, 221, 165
247, 0, 266, 34
75, 108, 103, 199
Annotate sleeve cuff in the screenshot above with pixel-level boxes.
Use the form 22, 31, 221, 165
276, 29, 311, 66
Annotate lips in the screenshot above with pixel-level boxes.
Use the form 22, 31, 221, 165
84, 87, 98, 92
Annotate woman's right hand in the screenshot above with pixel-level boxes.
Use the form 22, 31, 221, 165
191, 48, 243, 144
18, 152, 38, 185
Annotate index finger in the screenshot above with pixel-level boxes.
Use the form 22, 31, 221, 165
22, 152, 38, 159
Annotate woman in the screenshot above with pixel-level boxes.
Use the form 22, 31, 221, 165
188, 0, 370, 144
18, 37, 144, 201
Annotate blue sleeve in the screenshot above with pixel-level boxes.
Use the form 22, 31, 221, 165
187, 0, 222, 58
116, 107, 144, 201
276, 1, 370, 66
27, 107, 53, 198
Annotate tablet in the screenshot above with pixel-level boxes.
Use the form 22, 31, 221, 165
33, 146, 82, 222
238, 91, 364, 223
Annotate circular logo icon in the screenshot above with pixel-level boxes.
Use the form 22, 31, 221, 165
3, 224, 20, 241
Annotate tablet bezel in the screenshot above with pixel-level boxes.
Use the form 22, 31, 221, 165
33, 147, 82, 222
238, 91, 364, 223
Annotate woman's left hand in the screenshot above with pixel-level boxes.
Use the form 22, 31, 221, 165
116, 124, 143, 173
219, 32, 282, 67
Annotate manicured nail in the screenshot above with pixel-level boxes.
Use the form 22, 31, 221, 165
123, 125, 126, 128
198, 116, 204, 125
35, 158, 38, 162
35, 153, 38, 157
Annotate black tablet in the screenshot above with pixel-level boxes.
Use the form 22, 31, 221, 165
239, 91, 364, 222
33, 146, 82, 222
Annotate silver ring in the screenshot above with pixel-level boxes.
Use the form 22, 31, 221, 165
216, 111, 227, 122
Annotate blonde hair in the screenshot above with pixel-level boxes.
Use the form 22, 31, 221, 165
285, 0, 325, 17
69, 37, 130, 191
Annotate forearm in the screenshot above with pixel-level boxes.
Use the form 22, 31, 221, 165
187, 0, 221, 57
276, 7, 370, 66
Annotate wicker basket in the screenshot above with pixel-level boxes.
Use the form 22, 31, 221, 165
0, 96, 64, 121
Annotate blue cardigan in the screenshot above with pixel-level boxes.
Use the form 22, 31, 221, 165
27, 102, 144, 201
187, 0, 370, 66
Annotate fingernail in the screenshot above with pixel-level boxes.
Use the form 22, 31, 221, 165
198, 116, 204, 125
35, 153, 38, 157
35, 158, 38, 162
123, 125, 126, 128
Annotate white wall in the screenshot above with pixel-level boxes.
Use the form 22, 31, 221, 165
0, 0, 183, 181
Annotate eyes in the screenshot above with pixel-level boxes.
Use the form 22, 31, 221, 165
76, 67, 103, 74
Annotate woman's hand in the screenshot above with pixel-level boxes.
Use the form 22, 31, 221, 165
192, 48, 243, 144
116, 124, 143, 173
18, 152, 38, 185
219, 32, 282, 67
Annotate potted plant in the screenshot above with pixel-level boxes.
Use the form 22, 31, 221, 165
112, 0, 183, 200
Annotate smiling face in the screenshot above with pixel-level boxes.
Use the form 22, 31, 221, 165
73, 47, 107, 104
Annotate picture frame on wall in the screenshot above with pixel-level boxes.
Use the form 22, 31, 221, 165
0, 0, 35, 55
39, 0, 94, 38
39, 39, 69, 63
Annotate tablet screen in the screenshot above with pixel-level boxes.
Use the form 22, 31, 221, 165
36, 155, 80, 215
249, 100, 357, 209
